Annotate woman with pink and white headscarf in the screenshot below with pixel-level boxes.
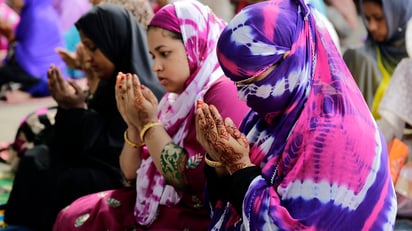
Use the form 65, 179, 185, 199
53, 1, 249, 230
195, 0, 396, 230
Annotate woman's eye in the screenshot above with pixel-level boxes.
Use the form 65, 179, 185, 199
85, 44, 97, 52
160, 51, 170, 57
376, 16, 384, 22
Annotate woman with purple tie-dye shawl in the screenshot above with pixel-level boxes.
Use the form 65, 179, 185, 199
198, 0, 397, 230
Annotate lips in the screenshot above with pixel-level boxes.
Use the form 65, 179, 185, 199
158, 77, 167, 85
90, 64, 99, 73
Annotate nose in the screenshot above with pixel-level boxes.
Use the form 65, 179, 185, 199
367, 19, 378, 33
80, 50, 93, 70
152, 59, 163, 72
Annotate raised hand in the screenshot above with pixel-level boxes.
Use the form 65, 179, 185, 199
115, 72, 158, 131
56, 48, 80, 70
195, 100, 252, 174
47, 64, 86, 109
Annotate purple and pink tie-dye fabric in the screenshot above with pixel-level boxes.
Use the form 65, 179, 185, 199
214, 0, 396, 230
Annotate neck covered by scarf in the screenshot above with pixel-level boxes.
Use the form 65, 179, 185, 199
134, 1, 226, 226
214, 0, 396, 230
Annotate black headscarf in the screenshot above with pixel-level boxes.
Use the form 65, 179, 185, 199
75, 3, 165, 113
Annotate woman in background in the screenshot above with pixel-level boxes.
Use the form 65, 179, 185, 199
56, 0, 154, 97
4, 4, 164, 230
343, 0, 412, 119
0, 0, 66, 102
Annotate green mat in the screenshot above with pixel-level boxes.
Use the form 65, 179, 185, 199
0, 170, 13, 205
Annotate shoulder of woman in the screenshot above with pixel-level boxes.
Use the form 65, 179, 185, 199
203, 76, 236, 102
343, 45, 376, 63
203, 75, 250, 121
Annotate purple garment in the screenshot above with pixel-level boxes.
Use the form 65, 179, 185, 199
213, 0, 397, 230
52, 0, 91, 31
14, 0, 66, 96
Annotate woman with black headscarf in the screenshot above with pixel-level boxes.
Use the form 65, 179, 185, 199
4, 3, 164, 230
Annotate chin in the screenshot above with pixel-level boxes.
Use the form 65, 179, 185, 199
372, 35, 385, 43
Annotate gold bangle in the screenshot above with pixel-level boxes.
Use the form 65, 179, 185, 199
124, 129, 144, 148
204, 154, 223, 168
140, 121, 162, 141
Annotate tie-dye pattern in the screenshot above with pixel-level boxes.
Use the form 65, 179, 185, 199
213, 0, 396, 230
134, 0, 227, 226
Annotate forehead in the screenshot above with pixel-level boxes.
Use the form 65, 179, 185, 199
148, 27, 174, 40
147, 27, 179, 48
79, 31, 93, 42
363, 1, 383, 14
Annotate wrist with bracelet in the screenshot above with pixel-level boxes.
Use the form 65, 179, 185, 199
204, 153, 254, 175
124, 129, 144, 148
204, 153, 223, 168
140, 121, 163, 141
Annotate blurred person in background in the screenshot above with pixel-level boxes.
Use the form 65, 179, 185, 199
343, 0, 412, 119
0, 0, 66, 103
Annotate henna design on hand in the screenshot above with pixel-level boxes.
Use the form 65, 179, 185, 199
196, 101, 252, 174
218, 146, 243, 164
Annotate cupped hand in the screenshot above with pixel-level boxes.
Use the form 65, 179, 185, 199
47, 65, 86, 109
115, 72, 158, 130
195, 100, 252, 174
56, 48, 79, 69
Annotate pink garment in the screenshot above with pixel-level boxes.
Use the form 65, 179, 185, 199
0, 2, 19, 50
52, 0, 91, 31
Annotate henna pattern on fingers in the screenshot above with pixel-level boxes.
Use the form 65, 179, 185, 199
196, 99, 203, 110
226, 124, 249, 148
215, 119, 229, 141
134, 96, 143, 105
218, 146, 243, 164
204, 115, 215, 130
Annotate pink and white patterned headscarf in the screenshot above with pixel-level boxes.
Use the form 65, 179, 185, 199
134, 0, 226, 226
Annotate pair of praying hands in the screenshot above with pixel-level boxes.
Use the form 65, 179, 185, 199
56, 43, 99, 94
115, 72, 158, 139
195, 100, 253, 175
47, 65, 86, 110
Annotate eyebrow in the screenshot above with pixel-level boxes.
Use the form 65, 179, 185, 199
154, 45, 167, 52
